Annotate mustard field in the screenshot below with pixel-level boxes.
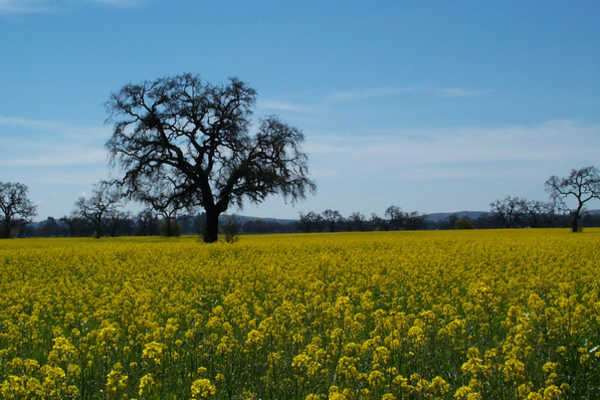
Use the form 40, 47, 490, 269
1, 229, 599, 400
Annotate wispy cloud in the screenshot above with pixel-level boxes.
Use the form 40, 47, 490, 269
0, 115, 110, 169
0, 0, 48, 13
305, 119, 600, 181
0, 149, 108, 168
0, 0, 139, 14
327, 86, 488, 102
435, 88, 489, 97
91, 0, 139, 6
258, 100, 313, 113
256, 85, 488, 115
0, 115, 110, 139
327, 87, 416, 102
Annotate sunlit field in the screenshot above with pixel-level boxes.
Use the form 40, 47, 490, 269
1, 229, 599, 400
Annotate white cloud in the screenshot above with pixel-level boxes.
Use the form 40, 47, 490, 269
0, 0, 48, 13
253, 85, 488, 115
258, 100, 313, 113
327, 87, 416, 102
327, 86, 488, 102
305, 119, 600, 181
91, 0, 138, 6
435, 88, 489, 97
0, 115, 110, 170
0, 149, 108, 167
0, 115, 110, 139
0, 0, 139, 13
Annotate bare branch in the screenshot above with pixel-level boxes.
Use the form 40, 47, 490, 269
105, 74, 315, 242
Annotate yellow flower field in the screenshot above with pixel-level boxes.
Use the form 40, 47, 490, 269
0, 229, 599, 399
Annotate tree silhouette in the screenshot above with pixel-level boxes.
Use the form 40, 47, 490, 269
105, 73, 315, 242
73, 183, 121, 238
545, 166, 600, 232
490, 196, 527, 228
0, 182, 37, 238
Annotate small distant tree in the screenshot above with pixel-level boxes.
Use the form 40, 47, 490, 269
348, 212, 366, 231
74, 183, 122, 238
369, 213, 385, 231
298, 211, 324, 232
60, 215, 91, 237
107, 211, 133, 236
322, 209, 343, 232
0, 182, 37, 238
38, 217, 63, 237
385, 205, 405, 230
446, 214, 458, 229
522, 200, 555, 227
490, 196, 527, 228
221, 215, 240, 243
405, 211, 425, 230
545, 166, 600, 232
136, 209, 159, 235
129, 173, 189, 237
454, 217, 474, 229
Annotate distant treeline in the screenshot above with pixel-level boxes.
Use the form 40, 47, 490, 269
296, 201, 600, 233
21, 213, 296, 238
4, 166, 600, 238
18, 198, 600, 238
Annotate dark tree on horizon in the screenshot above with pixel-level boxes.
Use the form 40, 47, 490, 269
73, 183, 122, 238
545, 166, 600, 232
489, 196, 527, 228
322, 209, 343, 232
136, 209, 159, 236
0, 182, 37, 238
385, 205, 404, 230
348, 212, 366, 231
105, 73, 315, 243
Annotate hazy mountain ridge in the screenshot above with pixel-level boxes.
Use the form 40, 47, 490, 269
422, 211, 490, 223
29, 209, 600, 227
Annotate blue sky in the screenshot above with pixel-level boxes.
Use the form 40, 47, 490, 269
1, 0, 599, 219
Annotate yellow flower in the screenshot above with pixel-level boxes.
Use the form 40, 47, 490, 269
190, 378, 216, 399
542, 385, 561, 400
142, 341, 164, 365
138, 373, 156, 397
368, 370, 385, 388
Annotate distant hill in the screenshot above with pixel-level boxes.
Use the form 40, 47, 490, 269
225, 211, 494, 225
29, 209, 600, 226
224, 214, 297, 225
422, 211, 490, 223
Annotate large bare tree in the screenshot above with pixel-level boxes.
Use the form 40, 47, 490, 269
105, 73, 315, 242
0, 182, 37, 238
545, 166, 600, 232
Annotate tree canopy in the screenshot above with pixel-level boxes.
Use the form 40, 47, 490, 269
105, 73, 315, 242
0, 182, 37, 238
545, 166, 600, 232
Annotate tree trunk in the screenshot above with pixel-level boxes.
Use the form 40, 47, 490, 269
2, 216, 12, 238
572, 207, 583, 233
94, 218, 102, 239
165, 217, 172, 237
204, 209, 219, 243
